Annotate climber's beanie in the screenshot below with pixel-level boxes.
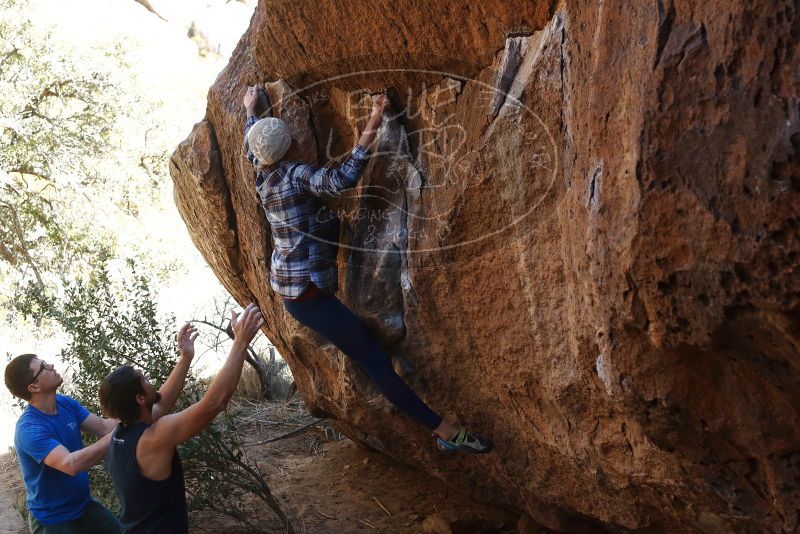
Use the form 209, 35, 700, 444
247, 117, 291, 165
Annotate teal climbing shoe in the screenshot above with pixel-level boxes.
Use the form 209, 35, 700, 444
436, 428, 493, 454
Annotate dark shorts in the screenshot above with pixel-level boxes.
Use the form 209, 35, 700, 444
28, 499, 121, 534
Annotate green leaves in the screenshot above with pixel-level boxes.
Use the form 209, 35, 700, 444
17, 260, 176, 414
0, 0, 171, 306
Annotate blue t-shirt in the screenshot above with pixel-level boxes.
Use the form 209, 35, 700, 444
14, 394, 91, 525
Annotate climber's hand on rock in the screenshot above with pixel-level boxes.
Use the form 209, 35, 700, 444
358, 94, 389, 149
243, 85, 266, 117
371, 94, 389, 117
243, 85, 257, 112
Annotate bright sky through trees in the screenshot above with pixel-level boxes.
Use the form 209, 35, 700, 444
0, 0, 256, 450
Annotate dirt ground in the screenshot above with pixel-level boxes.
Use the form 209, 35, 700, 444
193, 403, 530, 534
0, 402, 531, 534
0, 452, 25, 534
244, 432, 520, 533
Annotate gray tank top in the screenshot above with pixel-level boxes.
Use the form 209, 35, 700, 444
106, 422, 187, 533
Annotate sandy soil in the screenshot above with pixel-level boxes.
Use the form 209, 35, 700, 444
189, 413, 529, 534
255, 435, 518, 533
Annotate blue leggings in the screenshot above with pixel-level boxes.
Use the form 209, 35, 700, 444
283, 293, 443, 431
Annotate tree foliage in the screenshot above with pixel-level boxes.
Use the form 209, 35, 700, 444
0, 0, 168, 303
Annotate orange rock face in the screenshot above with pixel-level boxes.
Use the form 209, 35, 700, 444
171, 1, 800, 531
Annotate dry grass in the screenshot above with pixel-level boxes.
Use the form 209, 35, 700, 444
233, 364, 264, 402
190, 396, 343, 534
233, 361, 294, 403
232, 397, 309, 430
230, 397, 346, 449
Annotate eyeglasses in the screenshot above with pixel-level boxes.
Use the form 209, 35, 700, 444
30, 361, 53, 384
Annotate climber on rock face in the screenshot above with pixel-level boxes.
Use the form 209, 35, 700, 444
242, 84, 492, 454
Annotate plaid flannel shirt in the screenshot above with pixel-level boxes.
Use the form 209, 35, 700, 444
244, 116, 370, 298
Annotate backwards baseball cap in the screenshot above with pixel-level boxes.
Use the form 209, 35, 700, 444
247, 117, 291, 165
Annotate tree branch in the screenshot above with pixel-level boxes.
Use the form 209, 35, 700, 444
134, 0, 168, 21
7, 204, 44, 290
191, 318, 275, 399
6, 165, 53, 183
244, 419, 323, 446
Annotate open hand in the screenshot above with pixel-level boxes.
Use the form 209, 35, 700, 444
177, 323, 199, 359
229, 303, 265, 346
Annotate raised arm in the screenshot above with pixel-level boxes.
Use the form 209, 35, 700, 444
286, 94, 389, 197
145, 304, 264, 449
242, 87, 390, 197
43, 433, 113, 477
80, 413, 118, 437
242, 84, 269, 167
357, 94, 388, 150
151, 323, 197, 421
285, 148, 369, 197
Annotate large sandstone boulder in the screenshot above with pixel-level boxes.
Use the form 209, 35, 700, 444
170, 1, 800, 531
